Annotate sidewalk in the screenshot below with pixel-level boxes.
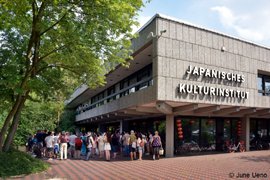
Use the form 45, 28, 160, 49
11, 150, 270, 180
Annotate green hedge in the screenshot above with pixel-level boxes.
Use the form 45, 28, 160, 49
0, 150, 49, 178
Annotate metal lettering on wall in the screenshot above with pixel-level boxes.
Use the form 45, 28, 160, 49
178, 65, 249, 99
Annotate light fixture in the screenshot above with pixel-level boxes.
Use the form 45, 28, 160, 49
221, 46, 226, 52
147, 29, 167, 39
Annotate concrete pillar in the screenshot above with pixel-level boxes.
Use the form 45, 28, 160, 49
241, 116, 250, 151
165, 114, 174, 157
119, 120, 123, 134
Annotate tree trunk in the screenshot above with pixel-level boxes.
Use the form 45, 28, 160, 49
3, 96, 27, 152
0, 96, 23, 152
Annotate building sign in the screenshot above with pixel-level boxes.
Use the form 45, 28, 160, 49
178, 65, 249, 99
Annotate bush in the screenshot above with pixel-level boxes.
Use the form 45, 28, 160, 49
0, 149, 49, 178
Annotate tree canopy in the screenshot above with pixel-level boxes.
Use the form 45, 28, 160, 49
0, 0, 146, 152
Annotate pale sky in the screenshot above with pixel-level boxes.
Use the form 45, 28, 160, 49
135, 0, 270, 47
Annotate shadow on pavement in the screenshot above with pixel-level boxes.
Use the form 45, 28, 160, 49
237, 154, 270, 164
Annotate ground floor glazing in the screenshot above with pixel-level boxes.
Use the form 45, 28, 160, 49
78, 116, 270, 156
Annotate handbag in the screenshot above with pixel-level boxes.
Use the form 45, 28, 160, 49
159, 147, 164, 155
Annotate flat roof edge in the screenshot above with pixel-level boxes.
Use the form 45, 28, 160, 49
138, 13, 270, 50
65, 84, 89, 106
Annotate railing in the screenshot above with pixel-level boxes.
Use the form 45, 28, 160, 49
76, 77, 153, 115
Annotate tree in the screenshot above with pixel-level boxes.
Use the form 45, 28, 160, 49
13, 99, 60, 146
57, 109, 76, 133
0, 0, 145, 152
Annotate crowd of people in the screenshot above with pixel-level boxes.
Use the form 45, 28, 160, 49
26, 130, 163, 161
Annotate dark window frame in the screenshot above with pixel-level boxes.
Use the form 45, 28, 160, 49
258, 74, 270, 96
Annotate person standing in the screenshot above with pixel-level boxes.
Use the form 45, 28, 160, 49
97, 133, 105, 158
68, 132, 77, 158
81, 133, 87, 156
74, 134, 82, 159
152, 131, 162, 160
137, 134, 144, 160
111, 132, 119, 159
129, 130, 137, 160
149, 131, 153, 155
53, 132, 60, 159
122, 131, 130, 156
104, 132, 111, 161
45, 132, 54, 160
86, 132, 94, 161
92, 133, 97, 157
59, 131, 68, 160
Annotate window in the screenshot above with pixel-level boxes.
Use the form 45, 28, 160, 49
78, 63, 153, 113
107, 85, 116, 102
120, 78, 129, 97
257, 74, 270, 96
91, 92, 104, 107
136, 64, 152, 91
200, 118, 216, 150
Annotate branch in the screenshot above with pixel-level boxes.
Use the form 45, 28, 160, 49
36, 64, 55, 74
40, 13, 67, 36
50, 63, 82, 76
36, 63, 81, 76
39, 45, 66, 62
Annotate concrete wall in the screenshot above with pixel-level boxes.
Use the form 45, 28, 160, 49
131, 20, 157, 53
156, 17, 270, 108
76, 85, 156, 121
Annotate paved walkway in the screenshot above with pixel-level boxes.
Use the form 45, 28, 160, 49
11, 150, 270, 180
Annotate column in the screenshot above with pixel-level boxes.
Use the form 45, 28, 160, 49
166, 114, 174, 157
241, 116, 250, 151
119, 120, 123, 134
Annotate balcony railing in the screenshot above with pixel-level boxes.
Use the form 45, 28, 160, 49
76, 77, 153, 115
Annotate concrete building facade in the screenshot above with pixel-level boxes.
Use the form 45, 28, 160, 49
66, 14, 270, 157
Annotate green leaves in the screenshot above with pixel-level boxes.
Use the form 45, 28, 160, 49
1, 0, 144, 96
0, 0, 145, 149
13, 99, 61, 145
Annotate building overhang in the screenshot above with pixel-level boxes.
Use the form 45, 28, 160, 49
75, 100, 270, 125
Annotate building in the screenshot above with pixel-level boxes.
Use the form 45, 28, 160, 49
66, 14, 270, 157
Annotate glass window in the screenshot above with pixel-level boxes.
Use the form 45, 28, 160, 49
257, 76, 263, 91
181, 118, 200, 143
200, 118, 216, 150
120, 79, 129, 97
264, 78, 270, 95
224, 119, 231, 141
107, 85, 116, 102
258, 74, 270, 96
258, 120, 268, 137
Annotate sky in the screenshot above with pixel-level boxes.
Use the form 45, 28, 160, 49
134, 0, 270, 47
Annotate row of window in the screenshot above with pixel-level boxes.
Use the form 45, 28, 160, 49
76, 64, 153, 113
257, 74, 270, 96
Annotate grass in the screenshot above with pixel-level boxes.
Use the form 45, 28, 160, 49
0, 149, 49, 178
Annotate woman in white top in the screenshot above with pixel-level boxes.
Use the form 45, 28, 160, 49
97, 133, 105, 158
104, 132, 111, 161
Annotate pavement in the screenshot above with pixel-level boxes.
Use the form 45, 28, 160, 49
9, 150, 270, 180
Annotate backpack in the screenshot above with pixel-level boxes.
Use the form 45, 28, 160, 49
140, 140, 144, 147
59, 135, 67, 143
75, 137, 82, 147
